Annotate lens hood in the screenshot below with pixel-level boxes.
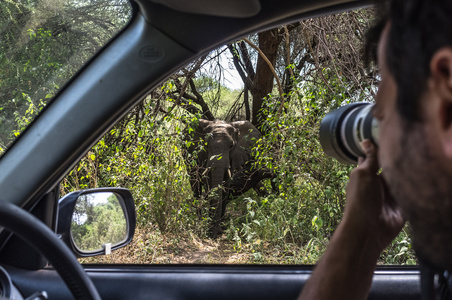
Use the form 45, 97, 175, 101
319, 103, 369, 164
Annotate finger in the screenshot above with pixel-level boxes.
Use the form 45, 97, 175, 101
357, 156, 365, 166
360, 139, 379, 173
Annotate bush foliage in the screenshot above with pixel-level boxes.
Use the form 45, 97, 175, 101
61, 74, 416, 265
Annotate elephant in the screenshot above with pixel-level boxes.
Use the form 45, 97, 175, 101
185, 119, 273, 238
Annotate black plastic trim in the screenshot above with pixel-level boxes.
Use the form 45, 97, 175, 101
5, 264, 421, 300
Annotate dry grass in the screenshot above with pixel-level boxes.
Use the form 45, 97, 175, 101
80, 226, 250, 264
79, 225, 326, 265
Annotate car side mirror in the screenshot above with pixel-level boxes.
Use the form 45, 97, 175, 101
57, 188, 136, 257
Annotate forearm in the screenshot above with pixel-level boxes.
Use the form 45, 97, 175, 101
298, 220, 381, 300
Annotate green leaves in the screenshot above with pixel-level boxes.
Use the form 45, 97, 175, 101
0, 0, 131, 151
311, 216, 323, 230
62, 96, 201, 235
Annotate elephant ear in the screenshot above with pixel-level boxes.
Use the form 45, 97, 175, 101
184, 119, 212, 153
230, 121, 261, 172
192, 119, 212, 140
197, 119, 212, 133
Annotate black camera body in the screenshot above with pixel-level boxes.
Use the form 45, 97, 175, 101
319, 102, 379, 164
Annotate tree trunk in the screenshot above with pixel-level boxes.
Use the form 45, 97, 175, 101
250, 29, 280, 128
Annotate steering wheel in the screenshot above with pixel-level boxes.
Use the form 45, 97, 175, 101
0, 201, 101, 300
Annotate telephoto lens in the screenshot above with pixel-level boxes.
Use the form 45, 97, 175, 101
319, 102, 379, 164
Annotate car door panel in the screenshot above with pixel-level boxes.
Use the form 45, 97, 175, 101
5, 265, 420, 300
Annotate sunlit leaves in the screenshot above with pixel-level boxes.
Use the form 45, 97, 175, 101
0, 0, 131, 151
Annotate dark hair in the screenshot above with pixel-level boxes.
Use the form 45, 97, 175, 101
365, 0, 452, 122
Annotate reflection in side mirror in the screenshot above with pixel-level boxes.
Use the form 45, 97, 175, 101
58, 188, 136, 258
71, 192, 127, 253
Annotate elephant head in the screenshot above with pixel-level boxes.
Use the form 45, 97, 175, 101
186, 119, 261, 237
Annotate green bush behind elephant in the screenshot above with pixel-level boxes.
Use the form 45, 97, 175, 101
185, 119, 272, 238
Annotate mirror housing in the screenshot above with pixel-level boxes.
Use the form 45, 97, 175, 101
57, 188, 136, 258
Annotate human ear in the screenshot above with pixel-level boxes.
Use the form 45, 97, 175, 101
430, 47, 452, 158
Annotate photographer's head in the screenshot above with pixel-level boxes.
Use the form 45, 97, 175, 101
368, 0, 452, 270
367, 0, 452, 122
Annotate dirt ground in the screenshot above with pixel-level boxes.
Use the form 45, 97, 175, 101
78, 225, 319, 265
79, 226, 255, 264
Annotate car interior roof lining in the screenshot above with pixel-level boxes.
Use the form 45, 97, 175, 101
148, 0, 261, 18
139, 0, 375, 54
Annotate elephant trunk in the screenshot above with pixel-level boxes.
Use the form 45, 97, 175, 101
207, 152, 230, 237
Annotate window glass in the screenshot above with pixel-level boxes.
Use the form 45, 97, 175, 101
57, 8, 417, 265
0, 0, 132, 154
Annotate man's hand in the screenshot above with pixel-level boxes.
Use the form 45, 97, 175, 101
343, 139, 405, 253
299, 139, 405, 300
